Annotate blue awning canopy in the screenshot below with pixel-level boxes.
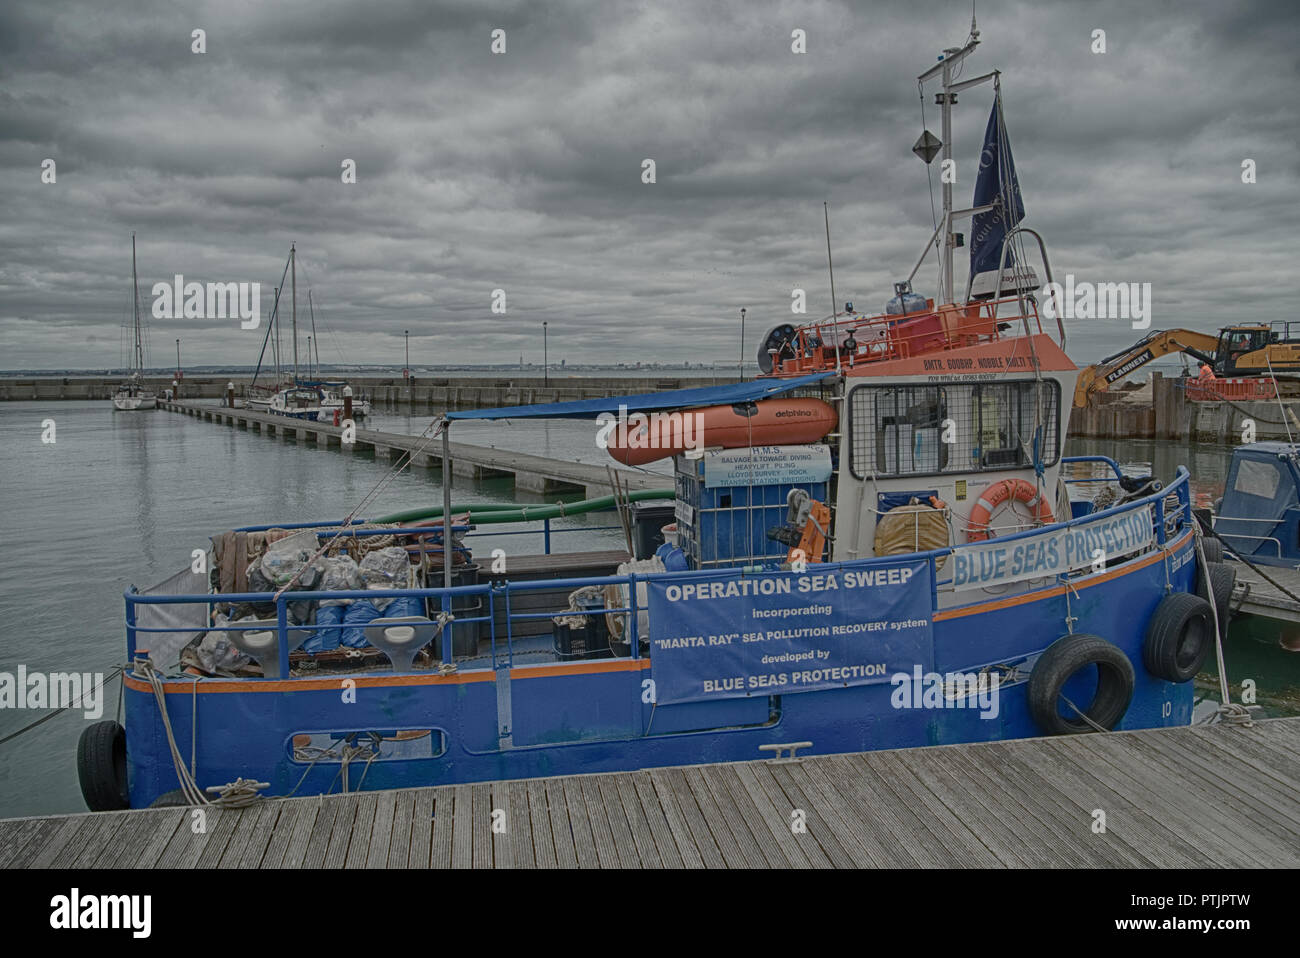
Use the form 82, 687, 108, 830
445, 372, 836, 421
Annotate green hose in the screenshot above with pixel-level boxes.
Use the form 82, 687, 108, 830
375, 488, 674, 525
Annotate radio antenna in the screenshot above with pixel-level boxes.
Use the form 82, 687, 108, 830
824, 202, 842, 372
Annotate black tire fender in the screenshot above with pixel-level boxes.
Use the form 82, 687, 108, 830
1197, 562, 1236, 645
1144, 591, 1214, 683
76, 720, 130, 811
148, 789, 192, 808
1200, 536, 1225, 565
1028, 633, 1136, 735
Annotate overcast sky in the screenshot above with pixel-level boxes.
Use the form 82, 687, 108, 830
1, 0, 1295, 371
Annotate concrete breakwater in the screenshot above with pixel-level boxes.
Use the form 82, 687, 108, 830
13, 369, 1300, 445
0, 373, 732, 410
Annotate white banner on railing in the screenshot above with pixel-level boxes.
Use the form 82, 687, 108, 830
703, 444, 833, 489
950, 504, 1155, 591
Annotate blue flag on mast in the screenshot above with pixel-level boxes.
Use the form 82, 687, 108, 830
969, 97, 1025, 278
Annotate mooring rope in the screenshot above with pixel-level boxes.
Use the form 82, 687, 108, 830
141, 661, 209, 806
1193, 530, 1253, 727
0, 666, 125, 748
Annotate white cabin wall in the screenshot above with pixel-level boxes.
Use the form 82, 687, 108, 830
831, 369, 1079, 562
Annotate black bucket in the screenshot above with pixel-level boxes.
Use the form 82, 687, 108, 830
430, 562, 482, 658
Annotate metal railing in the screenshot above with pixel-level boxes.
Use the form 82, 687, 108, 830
768, 295, 1045, 377
125, 465, 1191, 682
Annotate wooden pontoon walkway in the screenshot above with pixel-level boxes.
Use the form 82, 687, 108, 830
3, 718, 1297, 869
158, 400, 666, 498
1233, 562, 1300, 625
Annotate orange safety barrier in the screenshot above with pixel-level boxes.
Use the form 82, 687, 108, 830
1185, 378, 1277, 402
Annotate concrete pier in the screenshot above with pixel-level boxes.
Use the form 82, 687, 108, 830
157, 400, 663, 499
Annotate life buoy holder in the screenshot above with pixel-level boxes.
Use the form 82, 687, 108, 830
966, 478, 1054, 542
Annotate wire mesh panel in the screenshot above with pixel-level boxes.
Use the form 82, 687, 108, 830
849, 379, 1059, 479
674, 455, 828, 569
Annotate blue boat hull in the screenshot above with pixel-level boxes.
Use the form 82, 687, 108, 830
121, 530, 1199, 807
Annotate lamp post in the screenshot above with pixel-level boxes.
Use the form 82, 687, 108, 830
175, 338, 182, 382
543, 321, 549, 387
738, 308, 746, 382
404, 329, 410, 380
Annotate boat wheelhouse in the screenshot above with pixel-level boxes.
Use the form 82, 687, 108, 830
76, 21, 1238, 811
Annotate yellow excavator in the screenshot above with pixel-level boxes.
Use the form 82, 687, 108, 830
1073, 324, 1300, 408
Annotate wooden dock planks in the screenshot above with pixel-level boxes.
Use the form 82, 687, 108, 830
4, 718, 1298, 869
1232, 563, 1300, 624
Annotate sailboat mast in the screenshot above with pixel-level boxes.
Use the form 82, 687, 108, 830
291, 244, 298, 383
308, 289, 320, 377
273, 287, 281, 381
131, 233, 143, 374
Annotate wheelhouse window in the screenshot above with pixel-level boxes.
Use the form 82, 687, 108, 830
848, 380, 1060, 479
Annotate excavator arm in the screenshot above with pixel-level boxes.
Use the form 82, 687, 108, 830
1073, 329, 1220, 408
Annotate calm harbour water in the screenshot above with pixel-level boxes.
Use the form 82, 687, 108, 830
0, 400, 1295, 818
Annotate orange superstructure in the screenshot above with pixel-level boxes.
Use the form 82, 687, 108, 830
760, 295, 1058, 378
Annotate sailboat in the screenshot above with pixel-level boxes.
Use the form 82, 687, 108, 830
246, 244, 369, 420
111, 233, 157, 412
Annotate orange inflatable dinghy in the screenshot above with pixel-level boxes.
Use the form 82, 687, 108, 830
603, 397, 838, 466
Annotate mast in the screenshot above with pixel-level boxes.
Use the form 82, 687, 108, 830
131, 233, 143, 375
273, 287, 281, 382
916, 14, 992, 305
308, 289, 319, 379
291, 243, 298, 383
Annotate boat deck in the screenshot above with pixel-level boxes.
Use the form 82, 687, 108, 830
1232, 561, 1300, 625
4, 717, 1296, 869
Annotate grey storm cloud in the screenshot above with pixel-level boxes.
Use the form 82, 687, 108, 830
0, 0, 1296, 371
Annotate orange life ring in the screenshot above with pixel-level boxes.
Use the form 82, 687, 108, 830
966, 478, 1054, 542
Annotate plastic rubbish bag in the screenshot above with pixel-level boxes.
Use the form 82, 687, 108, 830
260, 531, 318, 586
358, 547, 411, 588
319, 555, 363, 605
198, 616, 255, 672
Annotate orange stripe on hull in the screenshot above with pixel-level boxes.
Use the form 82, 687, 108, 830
130, 655, 651, 695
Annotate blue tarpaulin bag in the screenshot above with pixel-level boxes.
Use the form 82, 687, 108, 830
305, 604, 344, 653
340, 594, 425, 648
